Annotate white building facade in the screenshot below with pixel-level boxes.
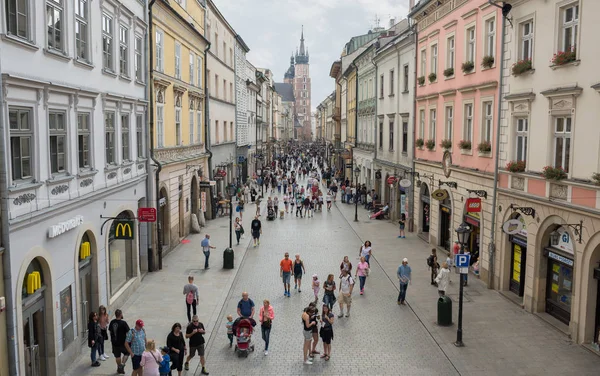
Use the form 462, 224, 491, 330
0, 0, 148, 375
355, 44, 377, 189
245, 62, 259, 176
234, 35, 250, 182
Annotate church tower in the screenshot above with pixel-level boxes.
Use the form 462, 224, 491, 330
286, 26, 311, 140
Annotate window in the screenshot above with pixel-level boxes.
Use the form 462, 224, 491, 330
429, 109, 436, 141
121, 114, 130, 161
430, 44, 438, 76
223, 79, 227, 100
464, 103, 473, 142
155, 29, 164, 72
230, 122, 234, 142
230, 83, 233, 102
561, 4, 579, 52
175, 43, 181, 79
482, 101, 493, 143
515, 118, 528, 163
105, 112, 115, 164
402, 121, 408, 153
379, 122, 383, 148
389, 70, 394, 95
466, 26, 476, 63
222, 42, 226, 61
8, 108, 32, 181
222, 121, 227, 141
214, 74, 219, 97
174, 0, 186, 6
214, 33, 218, 56
48, 112, 66, 174
156, 105, 164, 147
419, 109, 425, 139
108, 211, 136, 296
403, 65, 409, 92
303, 84, 306, 90
102, 14, 114, 71
196, 111, 202, 144
78, 113, 91, 169
445, 106, 453, 140
136, 114, 144, 158
134, 36, 143, 81
188, 109, 194, 144
119, 25, 128, 76
59, 286, 74, 347
6, 0, 30, 40
188, 52, 195, 85
520, 20, 534, 61
215, 120, 219, 143
485, 18, 495, 57
230, 48, 233, 67
75, 0, 89, 60
175, 108, 182, 145
447, 36, 455, 69
197, 56, 203, 87
46, 0, 64, 51
554, 116, 571, 172
389, 121, 394, 150
420, 49, 426, 76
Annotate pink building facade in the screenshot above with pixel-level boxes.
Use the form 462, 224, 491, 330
409, 0, 502, 283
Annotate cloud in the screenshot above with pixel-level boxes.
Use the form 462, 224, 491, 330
215, 0, 412, 111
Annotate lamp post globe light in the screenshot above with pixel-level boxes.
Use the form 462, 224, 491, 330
354, 166, 361, 222
454, 222, 472, 347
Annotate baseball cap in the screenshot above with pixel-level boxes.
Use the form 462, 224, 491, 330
402, 258, 408, 262
135, 319, 144, 328
312, 274, 318, 278
160, 346, 169, 353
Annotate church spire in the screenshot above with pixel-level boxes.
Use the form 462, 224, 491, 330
295, 26, 309, 64
299, 25, 306, 56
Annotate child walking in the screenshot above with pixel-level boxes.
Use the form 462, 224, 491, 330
159, 347, 170, 376
226, 315, 234, 348
312, 274, 320, 303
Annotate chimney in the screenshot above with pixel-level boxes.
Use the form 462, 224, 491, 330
410, 0, 415, 10
389, 18, 396, 28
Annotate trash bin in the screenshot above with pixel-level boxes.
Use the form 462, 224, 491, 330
437, 295, 452, 326
223, 248, 234, 269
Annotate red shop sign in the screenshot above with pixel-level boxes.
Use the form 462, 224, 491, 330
466, 198, 481, 213
137, 207, 157, 222
387, 176, 397, 185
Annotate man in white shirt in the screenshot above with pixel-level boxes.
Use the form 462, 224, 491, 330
338, 269, 355, 318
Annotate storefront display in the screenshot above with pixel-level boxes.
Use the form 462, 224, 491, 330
439, 196, 451, 251
420, 184, 430, 234
464, 213, 480, 267
510, 236, 527, 297
544, 248, 574, 325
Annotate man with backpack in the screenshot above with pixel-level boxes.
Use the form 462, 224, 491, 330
183, 276, 199, 323
251, 215, 262, 247
338, 269, 355, 318
109, 309, 130, 374
124, 319, 147, 376
427, 249, 439, 286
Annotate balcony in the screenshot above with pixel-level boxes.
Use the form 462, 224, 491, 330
332, 107, 341, 122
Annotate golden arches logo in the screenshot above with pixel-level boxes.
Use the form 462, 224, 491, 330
114, 220, 134, 240
80, 241, 91, 260
26, 272, 41, 295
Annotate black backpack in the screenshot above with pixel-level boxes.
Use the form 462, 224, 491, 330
427, 255, 434, 267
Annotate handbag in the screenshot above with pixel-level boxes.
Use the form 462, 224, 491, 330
364, 267, 370, 277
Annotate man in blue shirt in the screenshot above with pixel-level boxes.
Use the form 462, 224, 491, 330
200, 234, 216, 269
397, 258, 412, 305
237, 292, 255, 318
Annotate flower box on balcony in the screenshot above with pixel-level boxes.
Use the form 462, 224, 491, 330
440, 139, 452, 149
542, 166, 567, 181
551, 49, 577, 67
458, 140, 472, 151
512, 59, 532, 76
482, 55, 495, 69
443, 68, 454, 78
461, 61, 474, 73
417, 76, 425, 86
425, 139, 436, 150
506, 160, 526, 173
593, 172, 600, 186
477, 141, 492, 153
428, 73, 437, 83
416, 138, 424, 149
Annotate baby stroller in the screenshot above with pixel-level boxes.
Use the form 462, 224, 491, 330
234, 318, 255, 357
267, 207, 276, 221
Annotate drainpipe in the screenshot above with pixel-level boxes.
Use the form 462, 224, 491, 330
372, 57, 378, 188
354, 63, 359, 182
204, 43, 213, 217
409, 24, 418, 233
487, 6, 507, 289
143, 0, 154, 273
148, 0, 162, 271
0, 44, 18, 376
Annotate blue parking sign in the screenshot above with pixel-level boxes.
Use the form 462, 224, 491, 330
455, 254, 471, 268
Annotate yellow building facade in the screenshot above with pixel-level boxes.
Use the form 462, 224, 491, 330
152, 0, 210, 252
345, 68, 357, 178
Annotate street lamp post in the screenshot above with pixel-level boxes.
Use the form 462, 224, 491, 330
454, 222, 472, 347
228, 185, 236, 249
354, 166, 361, 222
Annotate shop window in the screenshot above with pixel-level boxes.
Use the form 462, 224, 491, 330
22, 258, 44, 299
108, 211, 136, 296
60, 286, 74, 347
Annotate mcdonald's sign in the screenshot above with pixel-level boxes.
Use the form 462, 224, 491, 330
80, 241, 91, 260
26, 271, 42, 295
113, 220, 134, 240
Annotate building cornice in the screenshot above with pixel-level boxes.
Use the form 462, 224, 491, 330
457, 80, 498, 93
592, 83, 600, 93
416, 93, 440, 101
504, 91, 536, 101
540, 85, 583, 98
461, 8, 478, 20
443, 20, 458, 30
440, 89, 457, 97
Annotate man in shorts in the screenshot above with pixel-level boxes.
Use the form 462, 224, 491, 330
124, 319, 146, 376
280, 252, 293, 297
338, 269, 355, 318
109, 309, 130, 374
185, 315, 209, 375
251, 215, 262, 247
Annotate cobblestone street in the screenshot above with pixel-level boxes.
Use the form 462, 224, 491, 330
65, 179, 600, 376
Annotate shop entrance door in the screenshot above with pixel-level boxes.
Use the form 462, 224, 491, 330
595, 275, 600, 344
509, 242, 527, 297
439, 206, 451, 251
79, 262, 92, 344
23, 299, 47, 376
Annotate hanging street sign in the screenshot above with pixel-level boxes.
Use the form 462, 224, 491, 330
137, 207, 157, 222
431, 189, 449, 201
466, 197, 482, 213
502, 218, 524, 235
399, 179, 412, 188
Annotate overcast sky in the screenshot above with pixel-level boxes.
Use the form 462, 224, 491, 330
216, 0, 411, 112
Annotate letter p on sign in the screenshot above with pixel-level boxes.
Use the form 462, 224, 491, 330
455, 254, 471, 268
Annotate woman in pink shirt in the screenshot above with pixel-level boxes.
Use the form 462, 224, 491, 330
140, 339, 162, 376
259, 299, 275, 355
355, 256, 370, 295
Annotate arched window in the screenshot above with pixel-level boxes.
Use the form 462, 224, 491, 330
22, 258, 44, 299
108, 211, 136, 295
